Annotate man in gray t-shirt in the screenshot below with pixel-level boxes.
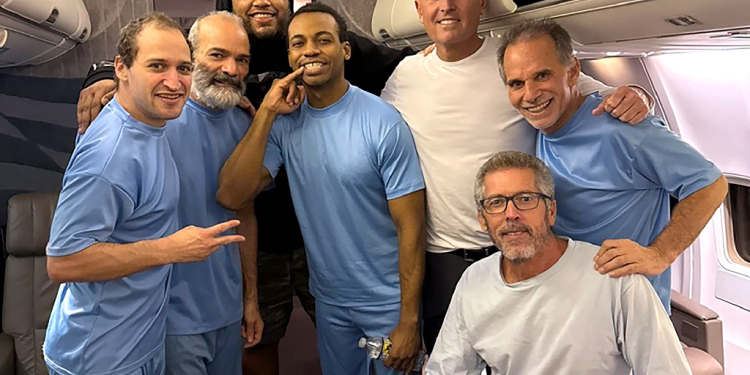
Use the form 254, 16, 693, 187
425, 151, 691, 375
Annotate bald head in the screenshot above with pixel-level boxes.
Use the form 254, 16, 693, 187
189, 11, 249, 59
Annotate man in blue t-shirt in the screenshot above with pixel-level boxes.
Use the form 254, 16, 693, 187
217, 4, 426, 374
162, 11, 259, 375
44, 14, 245, 375
497, 18, 728, 312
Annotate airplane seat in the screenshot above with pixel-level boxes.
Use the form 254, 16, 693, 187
670, 290, 724, 375
2, 193, 60, 375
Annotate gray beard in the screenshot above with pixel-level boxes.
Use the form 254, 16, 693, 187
191, 69, 245, 110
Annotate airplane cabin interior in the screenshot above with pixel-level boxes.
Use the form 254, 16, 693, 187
0, 0, 748, 374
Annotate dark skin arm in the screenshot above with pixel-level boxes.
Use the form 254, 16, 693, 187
216, 68, 305, 211
594, 175, 728, 277
383, 190, 426, 373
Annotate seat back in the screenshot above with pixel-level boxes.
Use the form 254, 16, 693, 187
2, 193, 59, 375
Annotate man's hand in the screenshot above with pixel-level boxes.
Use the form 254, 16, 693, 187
242, 301, 264, 348
165, 220, 246, 263
77, 79, 116, 134
384, 322, 421, 372
594, 239, 671, 278
592, 86, 651, 125
238, 96, 257, 117
259, 67, 306, 115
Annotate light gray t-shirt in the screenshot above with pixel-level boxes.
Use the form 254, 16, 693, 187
426, 239, 691, 375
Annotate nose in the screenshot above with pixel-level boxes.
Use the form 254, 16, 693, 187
523, 80, 543, 104
222, 60, 238, 77
162, 68, 182, 91
504, 199, 521, 220
438, 0, 457, 12
252, 0, 271, 7
302, 42, 320, 57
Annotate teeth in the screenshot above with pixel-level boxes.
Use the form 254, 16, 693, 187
438, 19, 458, 24
252, 13, 273, 18
158, 94, 180, 99
525, 99, 551, 113
304, 62, 323, 69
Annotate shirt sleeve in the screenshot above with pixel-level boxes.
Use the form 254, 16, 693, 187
47, 173, 135, 257
262, 120, 285, 179
631, 122, 723, 200
425, 279, 485, 375
377, 120, 425, 200
618, 275, 692, 375
380, 66, 398, 105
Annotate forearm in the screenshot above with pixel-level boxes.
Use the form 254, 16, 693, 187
217, 107, 278, 210
651, 175, 728, 262
236, 205, 259, 306
391, 193, 427, 326
397, 232, 425, 325
47, 240, 170, 283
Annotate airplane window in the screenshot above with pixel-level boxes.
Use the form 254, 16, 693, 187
727, 183, 750, 263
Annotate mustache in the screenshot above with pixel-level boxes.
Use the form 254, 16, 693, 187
498, 222, 531, 235
211, 72, 243, 90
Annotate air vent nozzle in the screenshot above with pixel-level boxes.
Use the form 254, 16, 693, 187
665, 15, 702, 27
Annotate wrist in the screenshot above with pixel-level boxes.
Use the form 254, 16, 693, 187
397, 316, 419, 329
257, 104, 279, 117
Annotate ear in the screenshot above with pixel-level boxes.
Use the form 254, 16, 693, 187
114, 55, 128, 83
547, 199, 557, 227
414, 0, 424, 25
343, 40, 352, 61
478, 210, 489, 232
567, 57, 580, 88
479, 0, 487, 16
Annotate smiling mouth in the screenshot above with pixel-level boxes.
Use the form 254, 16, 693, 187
156, 93, 182, 100
437, 19, 459, 25
524, 99, 553, 114
250, 12, 276, 20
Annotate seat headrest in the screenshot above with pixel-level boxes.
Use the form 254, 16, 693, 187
5, 193, 59, 257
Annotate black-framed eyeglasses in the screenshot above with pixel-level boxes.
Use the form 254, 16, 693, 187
479, 192, 551, 214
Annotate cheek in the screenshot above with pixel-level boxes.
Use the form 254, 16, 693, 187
508, 91, 523, 107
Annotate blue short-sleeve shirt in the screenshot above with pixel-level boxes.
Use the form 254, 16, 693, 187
44, 98, 180, 375
263, 84, 425, 307
537, 94, 722, 312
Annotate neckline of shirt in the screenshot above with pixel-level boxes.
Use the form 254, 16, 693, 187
495, 237, 575, 290
544, 94, 600, 140
110, 97, 167, 137
303, 83, 355, 118
428, 37, 492, 67
186, 98, 229, 120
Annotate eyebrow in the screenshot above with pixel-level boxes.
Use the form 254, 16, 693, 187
144, 58, 192, 65
290, 31, 336, 40
207, 47, 250, 60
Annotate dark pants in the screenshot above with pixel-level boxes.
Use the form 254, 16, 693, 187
252, 247, 316, 345
422, 251, 474, 354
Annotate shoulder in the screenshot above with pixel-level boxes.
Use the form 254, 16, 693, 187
351, 86, 404, 122
227, 107, 252, 131
566, 239, 643, 290
71, 109, 128, 177
575, 94, 664, 144
460, 252, 501, 286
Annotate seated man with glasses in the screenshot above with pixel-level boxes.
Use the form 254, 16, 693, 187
424, 151, 691, 375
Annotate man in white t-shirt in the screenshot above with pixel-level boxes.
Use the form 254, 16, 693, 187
424, 151, 691, 375
380, 0, 655, 352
